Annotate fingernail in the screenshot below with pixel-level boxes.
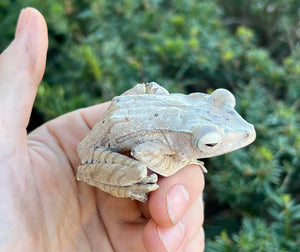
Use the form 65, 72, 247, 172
158, 221, 185, 251
16, 8, 30, 36
167, 184, 190, 224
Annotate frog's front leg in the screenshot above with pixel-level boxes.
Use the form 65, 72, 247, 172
77, 147, 158, 201
131, 141, 207, 177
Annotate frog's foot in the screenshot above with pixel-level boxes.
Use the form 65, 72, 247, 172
141, 173, 158, 183
80, 178, 159, 202
145, 82, 169, 95
191, 160, 207, 173
126, 183, 160, 202
121, 83, 147, 95
121, 82, 169, 96
77, 147, 160, 201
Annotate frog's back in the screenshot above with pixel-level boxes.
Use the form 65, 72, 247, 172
78, 87, 256, 159
107, 93, 208, 133
79, 93, 202, 151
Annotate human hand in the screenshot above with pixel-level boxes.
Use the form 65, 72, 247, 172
0, 7, 205, 252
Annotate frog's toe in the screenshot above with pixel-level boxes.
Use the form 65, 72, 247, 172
128, 183, 159, 202
129, 192, 148, 202
141, 173, 158, 184
133, 183, 159, 193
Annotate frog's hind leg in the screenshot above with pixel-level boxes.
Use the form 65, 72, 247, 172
121, 82, 169, 96
77, 147, 159, 200
77, 147, 158, 186
145, 82, 169, 95
81, 180, 158, 202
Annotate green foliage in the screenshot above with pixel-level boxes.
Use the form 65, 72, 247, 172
1, 0, 300, 251
206, 194, 300, 251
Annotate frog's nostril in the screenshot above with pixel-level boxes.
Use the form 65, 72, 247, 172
244, 127, 256, 140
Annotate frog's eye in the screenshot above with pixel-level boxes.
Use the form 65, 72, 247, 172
211, 89, 236, 108
196, 132, 221, 149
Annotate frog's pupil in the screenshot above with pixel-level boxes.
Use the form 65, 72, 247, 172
205, 143, 218, 147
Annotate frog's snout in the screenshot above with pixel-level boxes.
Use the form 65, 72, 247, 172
238, 122, 256, 148
245, 124, 256, 144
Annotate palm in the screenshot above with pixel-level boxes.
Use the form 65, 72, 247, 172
26, 104, 147, 251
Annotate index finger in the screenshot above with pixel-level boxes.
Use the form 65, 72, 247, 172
143, 164, 205, 251
149, 164, 205, 227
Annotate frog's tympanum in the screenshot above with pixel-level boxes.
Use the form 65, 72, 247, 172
77, 82, 256, 202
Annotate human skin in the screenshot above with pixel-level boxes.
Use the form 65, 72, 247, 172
0, 8, 205, 252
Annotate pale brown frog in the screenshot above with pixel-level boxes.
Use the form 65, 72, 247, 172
77, 82, 256, 202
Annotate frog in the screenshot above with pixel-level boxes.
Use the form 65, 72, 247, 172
77, 82, 256, 202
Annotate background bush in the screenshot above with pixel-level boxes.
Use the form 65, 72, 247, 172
1, 0, 300, 251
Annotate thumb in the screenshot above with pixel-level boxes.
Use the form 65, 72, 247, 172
0, 8, 48, 131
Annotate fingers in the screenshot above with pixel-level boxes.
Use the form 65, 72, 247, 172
144, 165, 205, 251
149, 164, 204, 227
0, 8, 48, 130
144, 195, 204, 251
183, 227, 205, 252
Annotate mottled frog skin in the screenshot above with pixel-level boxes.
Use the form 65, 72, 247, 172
77, 82, 256, 202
